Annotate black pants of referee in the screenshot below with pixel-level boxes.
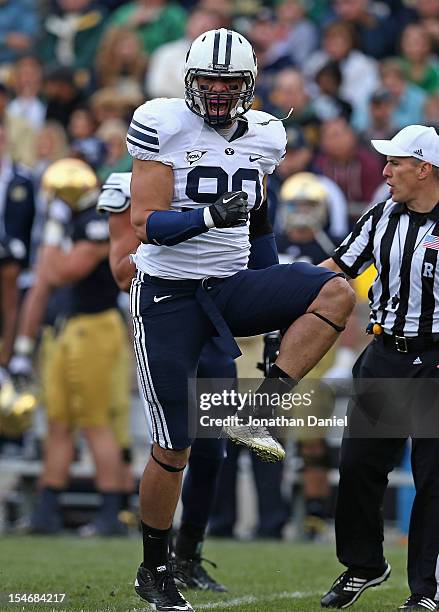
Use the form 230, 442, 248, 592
336, 335, 439, 598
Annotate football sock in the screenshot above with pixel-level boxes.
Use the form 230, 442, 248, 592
181, 447, 223, 531
121, 492, 130, 512
267, 364, 298, 387
305, 497, 327, 519
251, 365, 297, 417
39, 486, 62, 512
175, 523, 205, 559
141, 521, 171, 572
31, 486, 63, 532
98, 491, 123, 524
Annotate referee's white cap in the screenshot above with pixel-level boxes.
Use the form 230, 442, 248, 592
371, 125, 439, 167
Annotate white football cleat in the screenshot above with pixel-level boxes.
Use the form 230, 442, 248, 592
223, 423, 285, 462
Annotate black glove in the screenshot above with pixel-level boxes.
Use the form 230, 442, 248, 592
257, 331, 282, 377
209, 191, 249, 228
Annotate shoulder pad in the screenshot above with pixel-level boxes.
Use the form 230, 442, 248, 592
246, 110, 287, 172
102, 172, 132, 197
127, 98, 186, 161
247, 109, 279, 125
247, 109, 287, 138
97, 173, 131, 214
97, 189, 130, 214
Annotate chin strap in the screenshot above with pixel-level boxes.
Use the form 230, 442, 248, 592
151, 451, 186, 473
255, 107, 294, 126
311, 311, 345, 333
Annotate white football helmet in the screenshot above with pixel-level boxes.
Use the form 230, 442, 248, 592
184, 28, 257, 126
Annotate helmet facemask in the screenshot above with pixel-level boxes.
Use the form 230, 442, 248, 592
283, 198, 328, 233
279, 172, 329, 238
184, 29, 257, 127
185, 69, 255, 127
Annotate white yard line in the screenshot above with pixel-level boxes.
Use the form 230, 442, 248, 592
131, 584, 397, 611
196, 590, 318, 609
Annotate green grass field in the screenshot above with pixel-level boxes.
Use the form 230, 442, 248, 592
0, 536, 409, 611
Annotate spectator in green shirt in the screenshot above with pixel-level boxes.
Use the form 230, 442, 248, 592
399, 23, 439, 95
40, 0, 109, 89
96, 119, 132, 183
107, 0, 187, 56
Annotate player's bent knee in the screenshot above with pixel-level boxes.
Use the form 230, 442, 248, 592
315, 276, 356, 317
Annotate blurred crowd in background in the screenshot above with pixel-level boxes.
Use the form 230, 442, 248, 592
0, 0, 437, 235
0, 0, 437, 539
0, 0, 437, 196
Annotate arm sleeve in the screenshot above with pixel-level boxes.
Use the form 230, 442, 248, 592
146, 208, 208, 246
248, 200, 279, 269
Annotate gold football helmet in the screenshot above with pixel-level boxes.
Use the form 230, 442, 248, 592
279, 172, 329, 232
0, 378, 37, 438
41, 158, 99, 212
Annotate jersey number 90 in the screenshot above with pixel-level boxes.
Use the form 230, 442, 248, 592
186, 166, 262, 209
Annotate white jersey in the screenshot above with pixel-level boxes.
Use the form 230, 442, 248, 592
127, 98, 286, 280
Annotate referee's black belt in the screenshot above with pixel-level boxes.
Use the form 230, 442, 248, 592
376, 332, 439, 353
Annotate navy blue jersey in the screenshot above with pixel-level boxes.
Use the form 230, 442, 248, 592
276, 230, 343, 265
1, 166, 35, 268
68, 207, 119, 315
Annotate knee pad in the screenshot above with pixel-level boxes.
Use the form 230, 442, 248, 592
297, 440, 331, 469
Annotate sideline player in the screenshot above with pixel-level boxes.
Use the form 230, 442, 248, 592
13, 159, 129, 535
128, 29, 355, 611
0, 120, 35, 374
98, 172, 230, 592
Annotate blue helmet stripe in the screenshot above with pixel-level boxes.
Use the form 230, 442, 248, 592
224, 30, 232, 67
212, 30, 220, 66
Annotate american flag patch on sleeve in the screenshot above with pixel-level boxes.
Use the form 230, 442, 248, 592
422, 234, 439, 250
127, 119, 160, 153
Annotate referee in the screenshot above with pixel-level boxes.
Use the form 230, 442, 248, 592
319, 125, 439, 611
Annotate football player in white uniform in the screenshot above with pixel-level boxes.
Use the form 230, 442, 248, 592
98, 172, 232, 593
127, 29, 355, 611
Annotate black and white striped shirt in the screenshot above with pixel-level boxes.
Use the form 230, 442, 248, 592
333, 198, 439, 336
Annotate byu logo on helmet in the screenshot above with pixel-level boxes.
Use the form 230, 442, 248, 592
184, 28, 257, 126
